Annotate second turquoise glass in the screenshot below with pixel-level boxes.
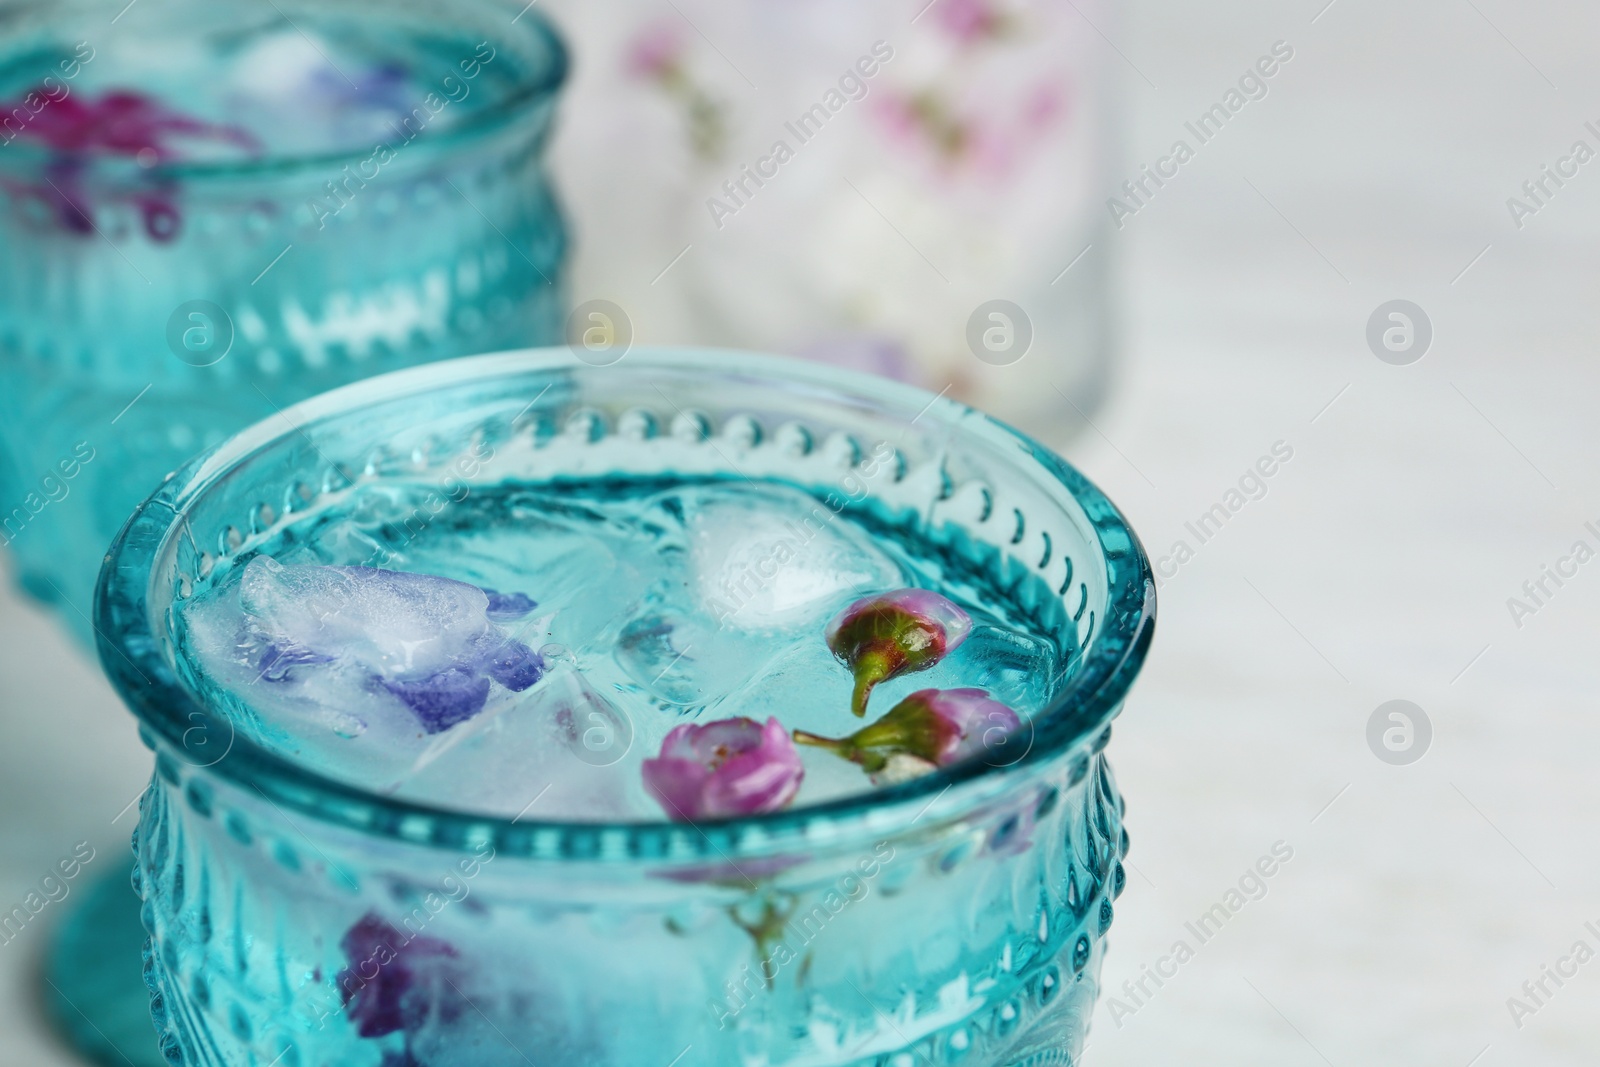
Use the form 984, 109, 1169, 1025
0, 0, 569, 640
0, 3, 568, 1063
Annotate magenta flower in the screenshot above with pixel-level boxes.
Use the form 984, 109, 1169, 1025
338, 912, 465, 1039
935, 0, 1006, 43
826, 589, 972, 717
0, 87, 259, 241
655, 853, 804, 887
795, 687, 1020, 774
642, 717, 804, 821
14, 89, 257, 159
623, 21, 725, 160
625, 22, 685, 82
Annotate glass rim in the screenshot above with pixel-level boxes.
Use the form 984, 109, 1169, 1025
0, 0, 567, 183
95, 347, 1156, 860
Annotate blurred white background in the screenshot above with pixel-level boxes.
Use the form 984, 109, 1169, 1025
3, 0, 1598, 1063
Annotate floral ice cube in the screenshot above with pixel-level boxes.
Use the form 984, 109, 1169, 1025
234, 557, 543, 734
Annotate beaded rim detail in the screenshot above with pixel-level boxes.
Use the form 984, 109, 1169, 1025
96, 347, 1155, 861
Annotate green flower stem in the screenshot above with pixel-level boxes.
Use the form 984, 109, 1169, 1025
849, 647, 896, 718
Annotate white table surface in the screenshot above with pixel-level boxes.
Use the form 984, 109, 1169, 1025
3, 0, 1597, 1063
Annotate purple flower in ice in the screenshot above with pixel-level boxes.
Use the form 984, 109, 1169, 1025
795, 687, 1020, 774
0, 87, 259, 241
642, 717, 805, 821
656, 853, 806, 887
338, 912, 465, 1039
825, 589, 972, 717
252, 641, 336, 682
480, 633, 544, 691
235, 558, 543, 734
309, 62, 413, 116
366, 602, 545, 731
483, 589, 538, 622
380, 668, 492, 734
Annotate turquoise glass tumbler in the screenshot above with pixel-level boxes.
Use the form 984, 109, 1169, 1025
0, 0, 569, 639
96, 349, 1155, 1066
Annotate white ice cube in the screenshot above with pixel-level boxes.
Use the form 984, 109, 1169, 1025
239, 556, 494, 679
686, 485, 905, 631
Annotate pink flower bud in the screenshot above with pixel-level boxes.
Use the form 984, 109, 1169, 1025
794, 688, 1019, 774
825, 589, 972, 716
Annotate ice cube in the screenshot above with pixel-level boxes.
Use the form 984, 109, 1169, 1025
181, 578, 371, 741
237, 557, 495, 678
182, 589, 436, 789
544, 652, 637, 770
396, 500, 638, 654
611, 609, 758, 710
923, 622, 1062, 715
184, 558, 546, 764
393, 657, 648, 821
684, 485, 906, 632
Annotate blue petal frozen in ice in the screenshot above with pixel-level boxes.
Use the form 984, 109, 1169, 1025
250, 639, 336, 682
382, 669, 492, 734
231, 558, 548, 733
482, 589, 538, 621
481, 638, 545, 692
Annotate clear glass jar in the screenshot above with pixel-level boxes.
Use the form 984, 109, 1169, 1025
543, 0, 1117, 439
0, 0, 569, 641
97, 348, 1155, 1066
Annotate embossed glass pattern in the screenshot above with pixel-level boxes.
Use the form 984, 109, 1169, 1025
97, 349, 1155, 1067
